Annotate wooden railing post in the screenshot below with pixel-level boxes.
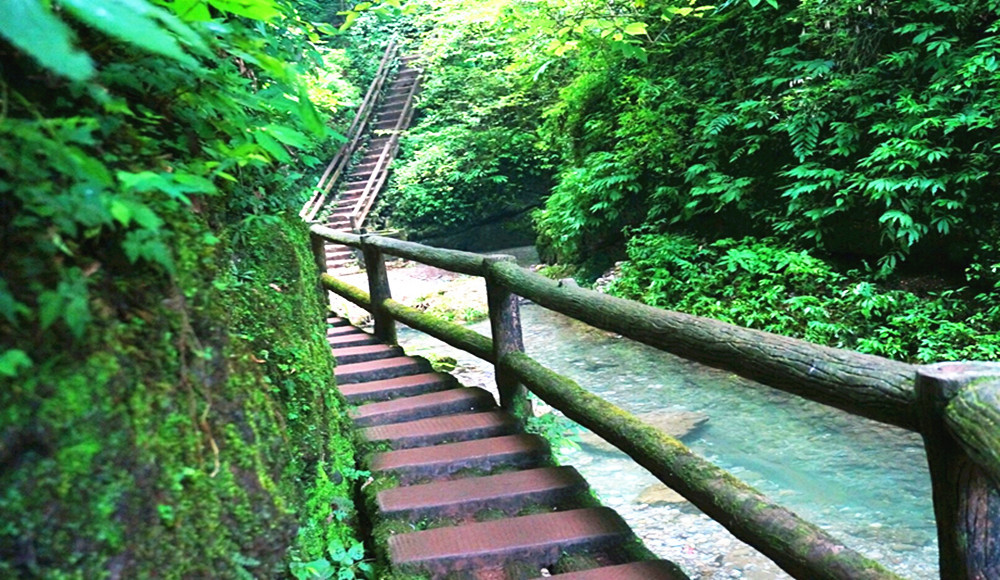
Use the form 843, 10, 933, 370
484, 256, 532, 420
309, 230, 327, 274
916, 362, 1000, 579
360, 235, 396, 344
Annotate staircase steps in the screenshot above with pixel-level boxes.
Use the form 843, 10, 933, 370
368, 433, 550, 481
339, 372, 456, 404
331, 343, 403, 365
388, 508, 632, 575
361, 410, 517, 449
351, 387, 497, 427
324, 226, 684, 577
335, 356, 430, 384
376, 465, 587, 519
328, 330, 380, 348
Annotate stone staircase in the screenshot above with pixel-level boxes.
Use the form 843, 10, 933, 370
323, 56, 422, 271
326, 315, 689, 579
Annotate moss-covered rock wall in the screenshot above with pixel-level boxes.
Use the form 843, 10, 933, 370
1, 213, 359, 578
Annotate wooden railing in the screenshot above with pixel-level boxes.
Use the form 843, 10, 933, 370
300, 41, 399, 222
309, 224, 1000, 580
348, 61, 421, 231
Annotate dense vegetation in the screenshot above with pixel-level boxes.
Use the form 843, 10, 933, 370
370, 0, 1000, 363
1, 1, 370, 577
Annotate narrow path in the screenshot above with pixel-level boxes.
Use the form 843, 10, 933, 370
325, 314, 689, 578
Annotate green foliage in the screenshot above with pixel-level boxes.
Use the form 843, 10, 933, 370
526, 401, 583, 461
0, 1, 367, 576
370, 1, 556, 236
609, 233, 1000, 362
0, 0, 354, 363
290, 539, 373, 580
530, 0, 1000, 275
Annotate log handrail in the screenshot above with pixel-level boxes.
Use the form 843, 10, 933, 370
300, 41, 399, 222
309, 225, 1000, 579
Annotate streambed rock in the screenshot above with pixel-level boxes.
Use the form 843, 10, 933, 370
636, 484, 688, 506
577, 410, 709, 453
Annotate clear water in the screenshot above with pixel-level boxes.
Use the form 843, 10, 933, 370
396, 303, 938, 579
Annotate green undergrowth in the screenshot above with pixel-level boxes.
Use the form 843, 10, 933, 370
607, 232, 1000, 363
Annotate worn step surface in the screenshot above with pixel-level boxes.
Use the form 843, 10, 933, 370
351, 386, 497, 427
328, 331, 380, 348
332, 343, 403, 365
360, 410, 517, 449
388, 507, 633, 575
369, 433, 549, 479
338, 372, 455, 403
377, 465, 588, 519
550, 560, 689, 579
335, 356, 429, 384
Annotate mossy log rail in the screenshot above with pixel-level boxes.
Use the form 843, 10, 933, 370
310, 225, 1000, 579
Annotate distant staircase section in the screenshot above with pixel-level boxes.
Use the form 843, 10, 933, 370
325, 315, 690, 579
301, 42, 423, 270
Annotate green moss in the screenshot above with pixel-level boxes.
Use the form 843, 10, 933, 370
1, 213, 363, 578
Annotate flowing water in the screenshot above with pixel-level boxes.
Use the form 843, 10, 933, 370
395, 302, 938, 579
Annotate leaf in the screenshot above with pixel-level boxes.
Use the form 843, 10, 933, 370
59, 0, 197, 66
122, 229, 175, 273
0, 280, 30, 325
263, 124, 311, 149
254, 129, 292, 163
623, 22, 647, 36
165, 0, 213, 21
297, 84, 328, 136
0, 0, 94, 80
0, 350, 33, 378
207, 0, 281, 20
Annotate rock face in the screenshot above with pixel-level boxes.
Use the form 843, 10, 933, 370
577, 410, 709, 454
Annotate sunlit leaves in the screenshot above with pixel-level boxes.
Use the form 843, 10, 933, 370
0, 349, 33, 378
0, 0, 94, 80
59, 0, 200, 66
205, 0, 281, 20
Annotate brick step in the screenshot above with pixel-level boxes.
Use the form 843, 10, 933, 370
327, 325, 360, 337
388, 507, 632, 575
390, 75, 419, 86
384, 88, 414, 100
333, 344, 404, 365
325, 249, 353, 260
335, 356, 431, 384
350, 161, 379, 173
377, 466, 588, 520
377, 102, 406, 115
333, 196, 363, 208
551, 560, 688, 579
351, 387, 496, 427
381, 95, 410, 107
326, 316, 351, 328
328, 330, 380, 348
369, 433, 549, 480
339, 372, 456, 404
389, 79, 419, 92
360, 410, 517, 449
